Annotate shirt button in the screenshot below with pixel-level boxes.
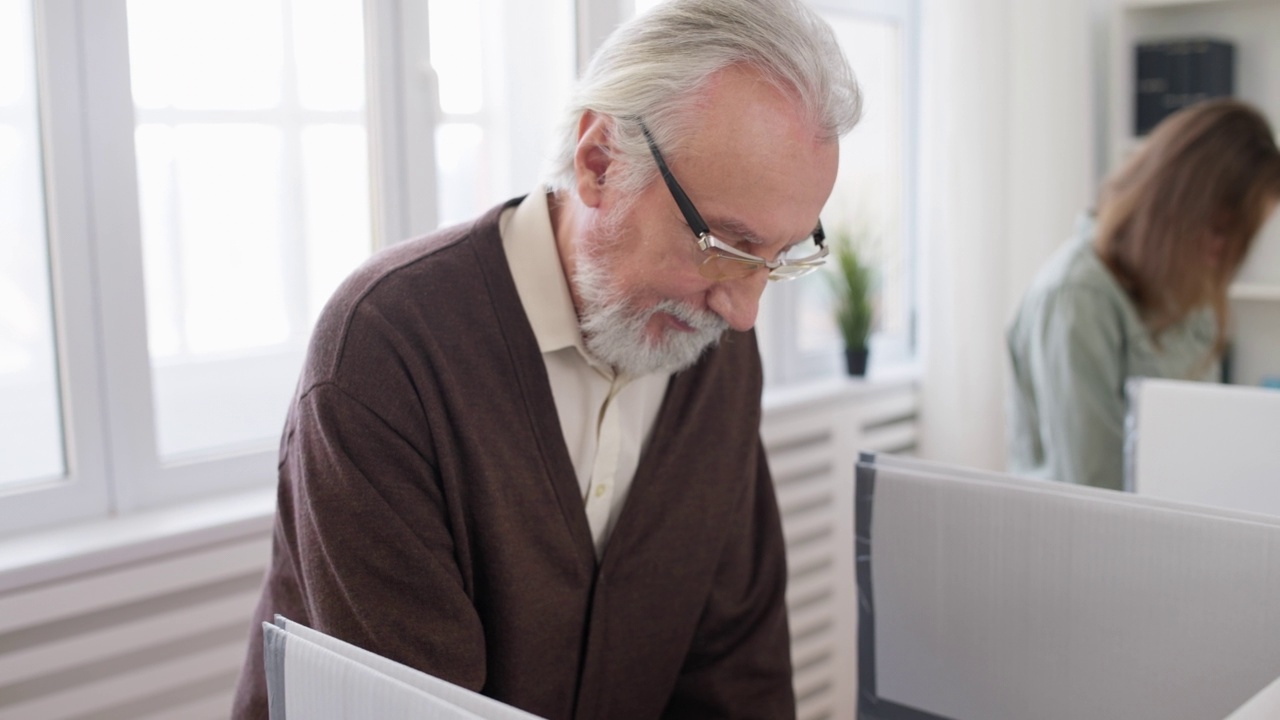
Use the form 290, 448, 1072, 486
595, 484, 608, 498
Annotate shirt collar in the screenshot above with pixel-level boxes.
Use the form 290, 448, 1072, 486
501, 187, 590, 356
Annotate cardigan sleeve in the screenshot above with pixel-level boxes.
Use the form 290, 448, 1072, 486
1026, 286, 1128, 490
231, 381, 487, 720
661, 442, 796, 720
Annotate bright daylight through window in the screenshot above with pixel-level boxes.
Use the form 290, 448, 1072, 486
0, 0, 576, 533
0, 0, 64, 488
0, 0, 911, 535
427, 0, 575, 226
126, 0, 373, 460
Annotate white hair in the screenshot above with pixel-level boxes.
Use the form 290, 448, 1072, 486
542, 0, 862, 198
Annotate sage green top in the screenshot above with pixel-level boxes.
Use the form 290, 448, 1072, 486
1007, 214, 1218, 491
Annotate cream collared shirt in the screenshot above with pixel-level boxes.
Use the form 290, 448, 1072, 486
500, 189, 670, 558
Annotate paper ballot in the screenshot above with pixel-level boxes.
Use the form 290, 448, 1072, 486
263, 616, 545, 720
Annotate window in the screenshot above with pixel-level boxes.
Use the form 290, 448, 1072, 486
1, 0, 573, 537
125, 0, 374, 461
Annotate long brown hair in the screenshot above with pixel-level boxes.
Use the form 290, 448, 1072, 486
1094, 99, 1280, 355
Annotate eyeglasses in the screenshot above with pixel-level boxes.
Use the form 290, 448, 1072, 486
639, 123, 828, 282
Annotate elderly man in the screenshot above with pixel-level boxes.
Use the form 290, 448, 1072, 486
232, 0, 860, 718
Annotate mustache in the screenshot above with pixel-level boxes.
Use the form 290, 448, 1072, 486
650, 299, 729, 334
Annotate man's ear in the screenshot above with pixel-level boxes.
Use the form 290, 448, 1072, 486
574, 111, 614, 209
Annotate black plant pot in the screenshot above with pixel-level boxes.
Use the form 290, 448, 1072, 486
844, 346, 869, 377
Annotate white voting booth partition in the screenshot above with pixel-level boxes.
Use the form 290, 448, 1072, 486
855, 453, 1280, 720
262, 616, 543, 720
1126, 378, 1280, 517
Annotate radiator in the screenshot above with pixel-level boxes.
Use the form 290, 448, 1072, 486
763, 378, 919, 720
0, 534, 270, 719
0, 379, 917, 719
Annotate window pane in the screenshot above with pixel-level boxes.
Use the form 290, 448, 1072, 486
301, 125, 372, 324
428, 0, 575, 223
435, 123, 486, 227
815, 16, 908, 357
294, 0, 365, 112
0, 0, 65, 486
427, 0, 484, 115
127, 0, 372, 459
127, 0, 284, 111
136, 124, 290, 356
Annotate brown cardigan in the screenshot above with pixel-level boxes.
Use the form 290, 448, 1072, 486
232, 198, 794, 719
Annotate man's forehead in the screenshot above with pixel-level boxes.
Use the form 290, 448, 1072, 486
652, 67, 837, 246
672, 142, 835, 246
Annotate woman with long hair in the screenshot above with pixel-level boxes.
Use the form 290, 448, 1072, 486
1007, 99, 1280, 490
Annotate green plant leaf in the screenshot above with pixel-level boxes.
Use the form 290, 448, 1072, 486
825, 230, 874, 349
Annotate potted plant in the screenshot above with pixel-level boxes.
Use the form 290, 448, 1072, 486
826, 230, 874, 376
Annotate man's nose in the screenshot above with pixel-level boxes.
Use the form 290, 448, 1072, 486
707, 270, 769, 332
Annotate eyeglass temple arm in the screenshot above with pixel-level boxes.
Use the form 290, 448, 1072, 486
640, 122, 827, 250
639, 124, 712, 238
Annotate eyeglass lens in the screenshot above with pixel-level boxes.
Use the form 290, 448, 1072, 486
694, 236, 825, 282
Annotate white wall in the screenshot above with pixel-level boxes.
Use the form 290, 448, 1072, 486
915, 0, 1101, 470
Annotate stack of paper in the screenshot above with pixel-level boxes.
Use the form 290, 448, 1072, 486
263, 616, 545, 720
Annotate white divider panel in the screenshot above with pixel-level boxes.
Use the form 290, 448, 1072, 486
859, 454, 1280, 720
1127, 378, 1280, 517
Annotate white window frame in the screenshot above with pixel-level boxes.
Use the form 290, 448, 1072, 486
366, 0, 439, 247
3, 0, 442, 535
2, 0, 115, 534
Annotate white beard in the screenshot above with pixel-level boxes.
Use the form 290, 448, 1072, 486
574, 239, 728, 378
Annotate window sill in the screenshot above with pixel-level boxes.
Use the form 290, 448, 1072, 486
0, 486, 276, 595
763, 362, 921, 414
